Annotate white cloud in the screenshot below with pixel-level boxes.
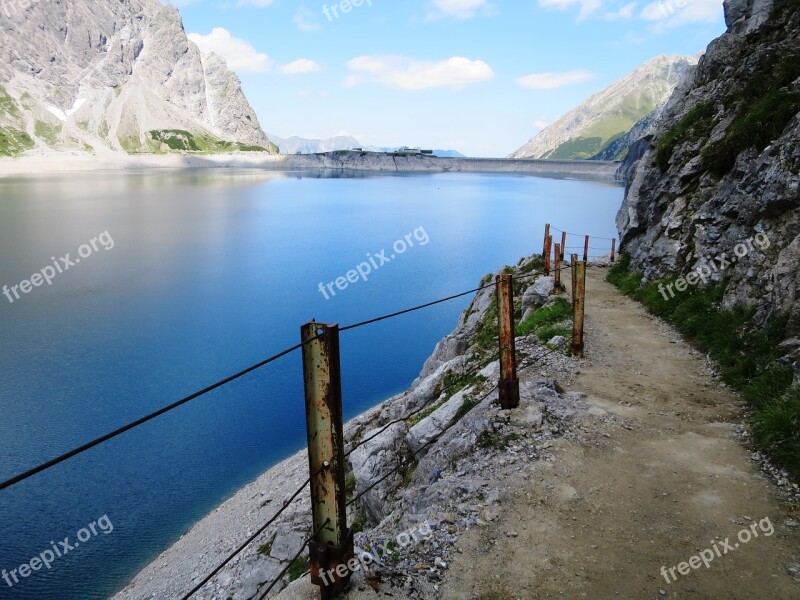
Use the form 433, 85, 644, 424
345, 55, 494, 90
294, 5, 321, 31
538, 0, 603, 20
604, 1, 637, 19
426, 0, 492, 19
517, 70, 595, 89
533, 119, 550, 129
279, 59, 322, 74
188, 28, 272, 73
640, 0, 721, 28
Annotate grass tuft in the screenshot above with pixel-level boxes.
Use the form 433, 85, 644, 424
516, 297, 572, 338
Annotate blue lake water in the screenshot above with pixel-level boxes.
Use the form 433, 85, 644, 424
0, 169, 622, 599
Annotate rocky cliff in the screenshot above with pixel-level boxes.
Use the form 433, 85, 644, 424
0, 0, 276, 156
510, 55, 697, 161
616, 0, 800, 346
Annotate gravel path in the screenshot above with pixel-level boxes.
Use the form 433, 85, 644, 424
440, 266, 800, 599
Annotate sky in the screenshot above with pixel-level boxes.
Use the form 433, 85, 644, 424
168, 0, 727, 157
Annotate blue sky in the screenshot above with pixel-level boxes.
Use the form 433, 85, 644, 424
170, 0, 726, 156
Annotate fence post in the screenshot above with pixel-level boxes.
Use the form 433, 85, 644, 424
544, 235, 552, 276
553, 243, 562, 293
542, 223, 550, 259
570, 257, 586, 358
611, 239, 616, 263
301, 321, 353, 598
496, 274, 520, 409
583, 235, 590, 263
560, 231, 566, 261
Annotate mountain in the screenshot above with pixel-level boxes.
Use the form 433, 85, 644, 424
510, 55, 697, 161
431, 149, 466, 158
0, 0, 276, 157
269, 134, 363, 154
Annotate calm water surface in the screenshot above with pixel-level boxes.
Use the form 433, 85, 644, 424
0, 169, 622, 599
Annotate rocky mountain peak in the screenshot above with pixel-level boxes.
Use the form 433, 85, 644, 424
0, 0, 275, 156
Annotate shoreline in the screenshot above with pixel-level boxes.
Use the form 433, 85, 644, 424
0, 151, 622, 182
109, 400, 386, 600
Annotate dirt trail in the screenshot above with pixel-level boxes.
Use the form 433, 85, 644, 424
442, 266, 800, 600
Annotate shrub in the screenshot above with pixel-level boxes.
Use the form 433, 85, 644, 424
653, 102, 715, 173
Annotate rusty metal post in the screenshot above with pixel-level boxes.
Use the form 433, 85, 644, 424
583, 235, 590, 263
496, 274, 520, 409
571, 258, 586, 358
542, 223, 550, 259
611, 239, 616, 263
544, 235, 552, 276
553, 243, 562, 292
301, 321, 353, 598
560, 231, 566, 260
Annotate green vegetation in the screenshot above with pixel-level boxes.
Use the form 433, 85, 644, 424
34, 120, 62, 146
351, 513, 367, 534
477, 431, 521, 450
653, 101, 715, 172
287, 555, 310, 582
474, 294, 499, 352
0, 127, 34, 157
0, 85, 21, 119
548, 136, 604, 160
147, 129, 268, 154
546, 95, 656, 160
701, 50, 800, 177
408, 399, 446, 426
257, 533, 276, 557
516, 297, 572, 342
518, 256, 545, 276
409, 371, 488, 426
752, 384, 800, 475
455, 395, 479, 420
0, 86, 34, 157
149, 129, 201, 151
345, 472, 356, 494
607, 252, 798, 476
438, 371, 487, 400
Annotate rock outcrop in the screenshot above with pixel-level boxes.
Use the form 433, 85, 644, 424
0, 0, 275, 156
616, 0, 800, 340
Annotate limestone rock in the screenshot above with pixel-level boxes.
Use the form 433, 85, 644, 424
617, 0, 800, 341
0, 0, 275, 155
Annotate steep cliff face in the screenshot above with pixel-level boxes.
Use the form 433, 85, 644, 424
510, 55, 697, 160
0, 0, 275, 155
617, 0, 800, 339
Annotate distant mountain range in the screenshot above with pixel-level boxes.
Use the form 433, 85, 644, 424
0, 0, 275, 157
269, 133, 465, 157
510, 54, 697, 161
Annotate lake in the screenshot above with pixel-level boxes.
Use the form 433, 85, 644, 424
0, 169, 622, 599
